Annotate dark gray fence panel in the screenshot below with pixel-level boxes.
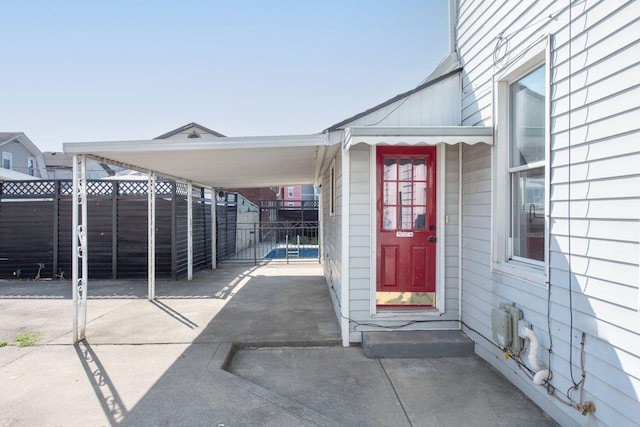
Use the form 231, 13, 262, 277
0, 180, 212, 280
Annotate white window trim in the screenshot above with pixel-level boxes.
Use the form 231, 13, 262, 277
2, 151, 12, 170
27, 156, 36, 176
329, 159, 336, 217
492, 37, 550, 286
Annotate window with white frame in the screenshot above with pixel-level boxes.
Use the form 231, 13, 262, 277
329, 159, 336, 217
27, 157, 36, 176
494, 57, 547, 271
2, 152, 12, 170
509, 65, 545, 262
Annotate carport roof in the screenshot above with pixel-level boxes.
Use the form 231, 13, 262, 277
63, 133, 331, 188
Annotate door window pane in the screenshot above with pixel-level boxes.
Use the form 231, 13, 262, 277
399, 158, 412, 180
413, 206, 426, 230
399, 182, 412, 205
383, 207, 397, 230
381, 154, 432, 232
384, 158, 397, 180
399, 206, 413, 229
383, 182, 397, 205
413, 158, 426, 180
413, 182, 426, 205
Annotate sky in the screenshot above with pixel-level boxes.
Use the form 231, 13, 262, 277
1, 1, 450, 152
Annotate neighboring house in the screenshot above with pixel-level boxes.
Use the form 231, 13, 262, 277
154, 122, 226, 140
155, 122, 279, 212
64, 1, 639, 426
281, 184, 318, 207
44, 152, 115, 179
0, 132, 47, 180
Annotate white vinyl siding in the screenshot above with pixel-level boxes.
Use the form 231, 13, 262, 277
346, 144, 372, 328
344, 144, 461, 342
322, 152, 343, 323
343, 76, 461, 128
458, 1, 640, 426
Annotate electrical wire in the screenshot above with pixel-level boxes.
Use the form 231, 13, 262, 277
365, 73, 433, 127
566, 0, 582, 390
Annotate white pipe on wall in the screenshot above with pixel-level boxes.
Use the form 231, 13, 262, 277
522, 326, 550, 385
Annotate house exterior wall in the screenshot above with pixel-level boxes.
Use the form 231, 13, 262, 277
343, 143, 461, 343
322, 74, 466, 343
457, 1, 640, 425
343, 75, 461, 127
321, 151, 343, 324
1, 141, 45, 178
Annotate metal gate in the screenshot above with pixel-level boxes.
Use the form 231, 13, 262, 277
217, 220, 319, 264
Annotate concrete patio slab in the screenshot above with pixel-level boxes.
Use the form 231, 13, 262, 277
0, 262, 557, 426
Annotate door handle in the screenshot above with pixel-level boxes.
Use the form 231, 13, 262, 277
428, 236, 436, 243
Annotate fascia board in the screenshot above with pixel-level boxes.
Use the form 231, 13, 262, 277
64, 133, 329, 155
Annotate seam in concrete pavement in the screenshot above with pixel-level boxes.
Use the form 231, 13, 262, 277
207, 342, 342, 427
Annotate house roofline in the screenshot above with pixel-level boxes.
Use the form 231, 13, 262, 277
324, 67, 462, 132
154, 122, 226, 139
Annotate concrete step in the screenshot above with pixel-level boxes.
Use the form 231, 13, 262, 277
362, 330, 475, 358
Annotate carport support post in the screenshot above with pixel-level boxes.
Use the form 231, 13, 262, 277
72, 154, 89, 343
211, 189, 216, 269
148, 172, 156, 300
340, 147, 351, 347
187, 181, 193, 280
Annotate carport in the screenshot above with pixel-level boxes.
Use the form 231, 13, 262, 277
63, 133, 336, 342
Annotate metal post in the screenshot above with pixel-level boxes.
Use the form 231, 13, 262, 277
72, 155, 88, 343
148, 172, 156, 300
187, 181, 193, 280
211, 190, 217, 269
253, 222, 257, 265
285, 233, 289, 264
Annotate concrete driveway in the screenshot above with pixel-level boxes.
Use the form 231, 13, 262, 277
0, 262, 557, 426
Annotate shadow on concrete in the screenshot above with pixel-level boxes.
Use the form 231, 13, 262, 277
75, 340, 128, 425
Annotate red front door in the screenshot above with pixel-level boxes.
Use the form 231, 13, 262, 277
376, 146, 437, 306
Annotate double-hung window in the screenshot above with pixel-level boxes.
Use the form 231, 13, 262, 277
2, 152, 12, 170
494, 50, 548, 278
27, 157, 36, 176
509, 65, 545, 263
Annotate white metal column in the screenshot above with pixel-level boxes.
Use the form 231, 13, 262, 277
211, 189, 217, 269
148, 172, 156, 300
72, 155, 89, 343
340, 148, 351, 347
187, 182, 193, 280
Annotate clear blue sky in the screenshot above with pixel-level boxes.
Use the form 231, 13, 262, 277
2, 0, 450, 152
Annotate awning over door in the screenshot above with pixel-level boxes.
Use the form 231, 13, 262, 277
343, 126, 493, 151
64, 133, 331, 188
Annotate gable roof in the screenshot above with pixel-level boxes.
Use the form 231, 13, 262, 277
154, 122, 226, 139
324, 67, 462, 132
0, 132, 23, 146
0, 132, 44, 158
